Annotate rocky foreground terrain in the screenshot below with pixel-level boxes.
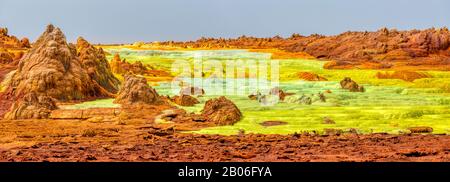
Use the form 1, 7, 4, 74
0, 25, 449, 162
0, 118, 448, 162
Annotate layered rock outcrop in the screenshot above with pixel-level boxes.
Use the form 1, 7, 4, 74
157, 27, 450, 70
0, 48, 13, 64
0, 27, 30, 49
114, 75, 162, 105
76, 37, 120, 93
4, 92, 58, 119
376, 71, 430, 82
110, 53, 149, 75
5, 25, 112, 101
297, 72, 328, 81
171, 95, 199, 106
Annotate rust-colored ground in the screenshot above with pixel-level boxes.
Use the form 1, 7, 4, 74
0, 118, 448, 162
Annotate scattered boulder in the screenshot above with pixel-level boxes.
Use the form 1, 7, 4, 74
322, 117, 335, 124
408, 127, 433, 134
76, 37, 120, 93
180, 86, 205, 96
4, 92, 58, 120
269, 87, 288, 101
248, 94, 258, 100
155, 109, 180, 122
260, 120, 287, 127
5, 24, 113, 101
376, 71, 430, 82
323, 128, 343, 136
340, 77, 365, 92
20, 38, 31, 48
284, 95, 312, 105
171, 95, 199, 106
114, 75, 162, 105
297, 72, 328, 81
201, 96, 242, 125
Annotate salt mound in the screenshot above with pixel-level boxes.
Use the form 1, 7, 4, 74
4, 92, 58, 119
76, 37, 120, 93
6, 24, 112, 101
114, 75, 162, 105
201, 96, 242, 125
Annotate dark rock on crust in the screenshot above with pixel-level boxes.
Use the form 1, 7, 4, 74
114, 75, 162, 105
171, 95, 199, 106
340, 77, 365, 92
201, 96, 242, 125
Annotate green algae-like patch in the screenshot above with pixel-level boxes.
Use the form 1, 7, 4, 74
106, 48, 450, 135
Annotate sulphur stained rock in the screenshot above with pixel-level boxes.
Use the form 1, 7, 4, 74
180, 86, 205, 96
297, 72, 328, 81
340, 77, 365, 92
201, 96, 242, 125
4, 92, 58, 120
0, 27, 31, 49
110, 53, 149, 75
76, 37, 120, 93
114, 75, 161, 105
171, 95, 199, 106
5, 24, 112, 101
0, 48, 13, 64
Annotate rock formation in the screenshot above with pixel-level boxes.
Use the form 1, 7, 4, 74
5, 24, 112, 101
0, 27, 31, 49
269, 87, 287, 101
0, 48, 13, 64
157, 27, 450, 70
171, 94, 199, 106
76, 37, 120, 93
340, 77, 365, 92
180, 86, 205, 96
110, 53, 149, 75
297, 72, 328, 81
4, 92, 58, 120
284, 95, 312, 105
201, 96, 241, 125
376, 71, 430, 82
114, 75, 162, 105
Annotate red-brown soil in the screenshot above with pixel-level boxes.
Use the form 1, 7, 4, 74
0, 118, 447, 162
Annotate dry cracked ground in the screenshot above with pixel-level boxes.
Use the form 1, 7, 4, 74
0, 118, 448, 162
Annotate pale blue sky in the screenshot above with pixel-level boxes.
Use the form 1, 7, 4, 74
0, 0, 449, 44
